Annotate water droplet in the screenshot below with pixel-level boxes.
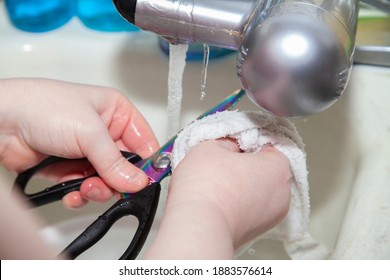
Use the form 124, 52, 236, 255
248, 248, 256, 255
200, 44, 210, 101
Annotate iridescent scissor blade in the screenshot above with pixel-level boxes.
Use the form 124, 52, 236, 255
154, 88, 246, 159
197, 88, 246, 120
121, 89, 246, 198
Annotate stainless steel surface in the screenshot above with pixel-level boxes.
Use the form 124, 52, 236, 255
361, 0, 390, 12
152, 153, 171, 170
238, 1, 359, 116
134, 0, 258, 48
354, 45, 390, 67
115, 0, 359, 117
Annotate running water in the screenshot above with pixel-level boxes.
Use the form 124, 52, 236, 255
167, 43, 189, 138
200, 44, 210, 101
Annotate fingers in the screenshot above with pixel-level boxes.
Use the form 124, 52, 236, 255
106, 92, 160, 158
62, 191, 88, 209
79, 177, 116, 202
171, 139, 292, 248
62, 94, 159, 208
62, 177, 117, 209
60, 127, 152, 208
82, 122, 150, 194
0, 143, 46, 173
120, 110, 160, 158
35, 159, 95, 182
213, 138, 241, 152
89, 147, 149, 193
31, 158, 117, 209
77, 91, 158, 194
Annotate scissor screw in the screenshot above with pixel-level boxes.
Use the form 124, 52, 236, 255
152, 153, 171, 170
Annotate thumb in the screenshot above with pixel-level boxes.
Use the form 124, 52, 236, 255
83, 128, 149, 193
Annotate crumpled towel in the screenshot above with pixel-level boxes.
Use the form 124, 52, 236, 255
171, 110, 329, 259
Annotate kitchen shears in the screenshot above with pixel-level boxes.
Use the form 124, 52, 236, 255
13, 89, 246, 259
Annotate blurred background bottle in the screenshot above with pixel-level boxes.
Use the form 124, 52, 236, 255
76, 0, 139, 32
4, 0, 75, 33
158, 38, 235, 61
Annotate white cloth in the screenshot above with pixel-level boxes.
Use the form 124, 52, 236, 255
171, 110, 329, 259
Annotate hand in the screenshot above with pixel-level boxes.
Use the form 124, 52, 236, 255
0, 78, 159, 208
145, 139, 291, 259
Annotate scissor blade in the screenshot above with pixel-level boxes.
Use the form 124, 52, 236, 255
198, 89, 246, 120
153, 88, 246, 157
122, 89, 246, 198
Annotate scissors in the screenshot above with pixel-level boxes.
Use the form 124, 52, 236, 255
13, 89, 246, 259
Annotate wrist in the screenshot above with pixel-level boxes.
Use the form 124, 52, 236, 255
167, 179, 239, 245
144, 180, 236, 259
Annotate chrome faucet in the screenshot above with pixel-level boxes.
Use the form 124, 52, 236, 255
114, 0, 359, 117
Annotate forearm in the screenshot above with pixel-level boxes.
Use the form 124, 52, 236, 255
144, 182, 235, 260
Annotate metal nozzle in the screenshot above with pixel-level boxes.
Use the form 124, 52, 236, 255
238, 2, 358, 116
114, 0, 359, 117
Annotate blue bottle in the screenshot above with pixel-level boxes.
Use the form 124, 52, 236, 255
76, 0, 139, 32
4, 0, 75, 33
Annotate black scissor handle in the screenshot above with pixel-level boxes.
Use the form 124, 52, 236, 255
13, 151, 161, 259
13, 151, 142, 207
61, 182, 161, 260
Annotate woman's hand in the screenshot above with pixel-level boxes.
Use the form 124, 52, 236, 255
145, 139, 291, 259
0, 78, 159, 208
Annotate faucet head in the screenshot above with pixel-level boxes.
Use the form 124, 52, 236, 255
238, 6, 354, 117
113, 0, 357, 118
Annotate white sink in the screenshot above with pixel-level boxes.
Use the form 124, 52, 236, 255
1, 4, 389, 259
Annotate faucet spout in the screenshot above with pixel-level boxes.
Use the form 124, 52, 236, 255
114, 0, 136, 24
114, 0, 359, 117
115, 0, 258, 48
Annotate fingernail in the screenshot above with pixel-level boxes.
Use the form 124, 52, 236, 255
218, 138, 240, 152
129, 171, 148, 190
63, 192, 87, 209
85, 186, 101, 200
261, 143, 275, 152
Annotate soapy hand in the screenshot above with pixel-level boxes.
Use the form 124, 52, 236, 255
145, 139, 292, 259
0, 78, 159, 208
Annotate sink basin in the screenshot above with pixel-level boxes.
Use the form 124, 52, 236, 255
1, 4, 389, 259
